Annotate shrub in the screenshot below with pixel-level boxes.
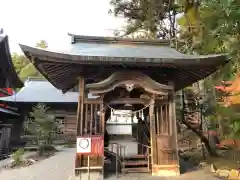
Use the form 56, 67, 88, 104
24, 103, 62, 156
12, 148, 24, 166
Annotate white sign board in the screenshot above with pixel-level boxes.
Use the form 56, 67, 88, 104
76, 137, 91, 154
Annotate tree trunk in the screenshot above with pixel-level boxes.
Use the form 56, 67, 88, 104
183, 119, 218, 156
217, 115, 223, 137
181, 86, 218, 156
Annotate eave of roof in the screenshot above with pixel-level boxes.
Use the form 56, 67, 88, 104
19, 43, 227, 67
18, 34, 228, 92
0, 107, 19, 116
0, 79, 98, 103
0, 34, 23, 88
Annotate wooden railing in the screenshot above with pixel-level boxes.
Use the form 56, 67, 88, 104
137, 142, 151, 172
107, 142, 126, 178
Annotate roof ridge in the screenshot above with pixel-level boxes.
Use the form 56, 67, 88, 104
26, 77, 46, 82
68, 33, 170, 46
0, 34, 23, 88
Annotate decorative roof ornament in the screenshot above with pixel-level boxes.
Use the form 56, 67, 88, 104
125, 84, 134, 92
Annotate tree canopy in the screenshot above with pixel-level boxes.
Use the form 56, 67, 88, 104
35, 40, 48, 49
110, 0, 240, 153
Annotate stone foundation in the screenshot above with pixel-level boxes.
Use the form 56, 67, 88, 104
152, 164, 180, 177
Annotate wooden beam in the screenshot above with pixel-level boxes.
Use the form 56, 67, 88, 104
84, 99, 102, 104
0, 124, 12, 128
109, 98, 150, 105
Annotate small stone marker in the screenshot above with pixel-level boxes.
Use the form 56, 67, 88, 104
210, 164, 217, 173
229, 169, 239, 180
216, 169, 230, 178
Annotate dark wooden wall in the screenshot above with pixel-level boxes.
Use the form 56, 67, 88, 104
3, 103, 77, 145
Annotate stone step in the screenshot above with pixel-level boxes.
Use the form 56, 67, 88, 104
124, 154, 146, 160
122, 167, 149, 173
122, 160, 148, 166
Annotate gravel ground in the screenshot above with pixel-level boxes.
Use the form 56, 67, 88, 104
106, 170, 219, 180
0, 148, 218, 180
0, 148, 75, 180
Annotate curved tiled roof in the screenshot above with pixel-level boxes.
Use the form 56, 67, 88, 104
0, 34, 23, 88
19, 34, 228, 92
0, 78, 97, 103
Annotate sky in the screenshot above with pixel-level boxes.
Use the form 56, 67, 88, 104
0, 0, 125, 53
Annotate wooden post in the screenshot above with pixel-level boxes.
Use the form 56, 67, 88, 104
75, 77, 84, 174
168, 82, 180, 176
151, 83, 180, 177
100, 96, 105, 135
76, 79, 81, 136
149, 98, 157, 173
76, 77, 85, 136
79, 77, 85, 135
171, 89, 180, 172
75, 77, 103, 180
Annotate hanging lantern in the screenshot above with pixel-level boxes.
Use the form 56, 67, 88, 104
141, 110, 145, 120
133, 112, 138, 123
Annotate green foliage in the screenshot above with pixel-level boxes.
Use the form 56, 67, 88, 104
11, 40, 48, 81
109, 0, 179, 39
35, 40, 48, 48
229, 117, 240, 139
64, 142, 76, 148
176, 0, 240, 140
19, 63, 43, 80
11, 53, 29, 74
110, 0, 240, 148
11, 52, 42, 82
208, 105, 240, 139
178, 0, 240, 77
12, 148, 24, 165
24, 103, 62, 155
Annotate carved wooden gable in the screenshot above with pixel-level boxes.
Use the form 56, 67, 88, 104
86, 71, 173, 96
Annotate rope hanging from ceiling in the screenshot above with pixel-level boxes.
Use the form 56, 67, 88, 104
106, 100, 155, 121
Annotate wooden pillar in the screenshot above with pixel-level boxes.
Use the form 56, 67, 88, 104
75, 77, 103, 180
151, 84, 180, 177
100, 95, 105, 136
158, 81, 179, 176
76, 77, 85, 136
149, 98, 158, 175
75, 77, 85, 171
170, 89, 180, 175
